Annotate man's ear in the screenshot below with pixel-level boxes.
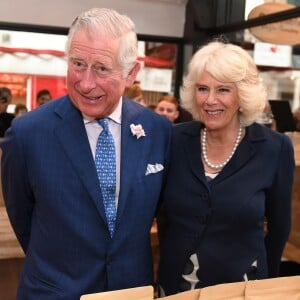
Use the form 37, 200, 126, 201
125, 62, 141, 87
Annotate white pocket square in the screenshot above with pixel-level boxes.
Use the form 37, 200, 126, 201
145, 163, 164, 176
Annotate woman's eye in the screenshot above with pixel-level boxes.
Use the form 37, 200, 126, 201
197, 86, 208, 93
218, 87, 230, 93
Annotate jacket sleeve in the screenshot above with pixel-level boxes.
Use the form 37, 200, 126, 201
1, 125, 34, 252
264, 133, 295, 277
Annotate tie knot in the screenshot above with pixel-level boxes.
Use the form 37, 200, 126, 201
98, 118, 109, 132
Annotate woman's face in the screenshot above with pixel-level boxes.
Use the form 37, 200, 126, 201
195, 71, 240, 131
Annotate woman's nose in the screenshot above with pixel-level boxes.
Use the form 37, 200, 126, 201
205, 90, 217, 104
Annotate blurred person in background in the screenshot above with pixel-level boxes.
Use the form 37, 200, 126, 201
0, 87, 15, 137
174, 104, 194, 123
293, 106, 300, 131
14, 103, 28, 118
155, 95, 179, 123
36, 89, 52, 106
123, 84, 147, 107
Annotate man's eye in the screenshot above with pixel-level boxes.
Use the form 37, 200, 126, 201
73, 60, 85, 68
94, 65, 108, 72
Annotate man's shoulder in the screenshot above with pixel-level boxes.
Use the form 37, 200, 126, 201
248, 122, 288, 143
13, 96, 69, 128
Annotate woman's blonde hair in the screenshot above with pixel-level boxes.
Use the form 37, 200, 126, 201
181, 40, 267, 126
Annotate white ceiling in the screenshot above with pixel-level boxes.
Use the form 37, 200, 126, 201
0, 0, 187, 37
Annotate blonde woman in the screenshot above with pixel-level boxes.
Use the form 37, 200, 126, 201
157, 40, 295, 296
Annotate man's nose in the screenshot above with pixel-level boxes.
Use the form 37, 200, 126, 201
79, 68, 97, 91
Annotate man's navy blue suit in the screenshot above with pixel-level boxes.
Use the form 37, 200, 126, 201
1, 95, 172, 299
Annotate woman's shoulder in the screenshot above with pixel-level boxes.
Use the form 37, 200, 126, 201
248, 122, 293, 150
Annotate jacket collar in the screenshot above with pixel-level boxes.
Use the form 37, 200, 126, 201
181, 121, 268, 185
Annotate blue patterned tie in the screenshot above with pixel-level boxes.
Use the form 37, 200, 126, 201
95, 118, 117, 237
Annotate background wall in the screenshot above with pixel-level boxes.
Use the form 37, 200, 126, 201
0, 0, 187, 37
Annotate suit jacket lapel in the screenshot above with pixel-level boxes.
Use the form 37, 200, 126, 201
213, 125, 264, 184
116, 99, 147, 226
53, 97, 107, 222
182, 122, 208, 187
181, 122, 265, 187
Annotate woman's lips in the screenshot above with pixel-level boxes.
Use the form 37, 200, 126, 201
206, 109, 223, 115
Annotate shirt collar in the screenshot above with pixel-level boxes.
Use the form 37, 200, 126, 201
83, 97, 122, 125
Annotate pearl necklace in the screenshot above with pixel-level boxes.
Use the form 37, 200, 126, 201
201, 125, 243, 170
